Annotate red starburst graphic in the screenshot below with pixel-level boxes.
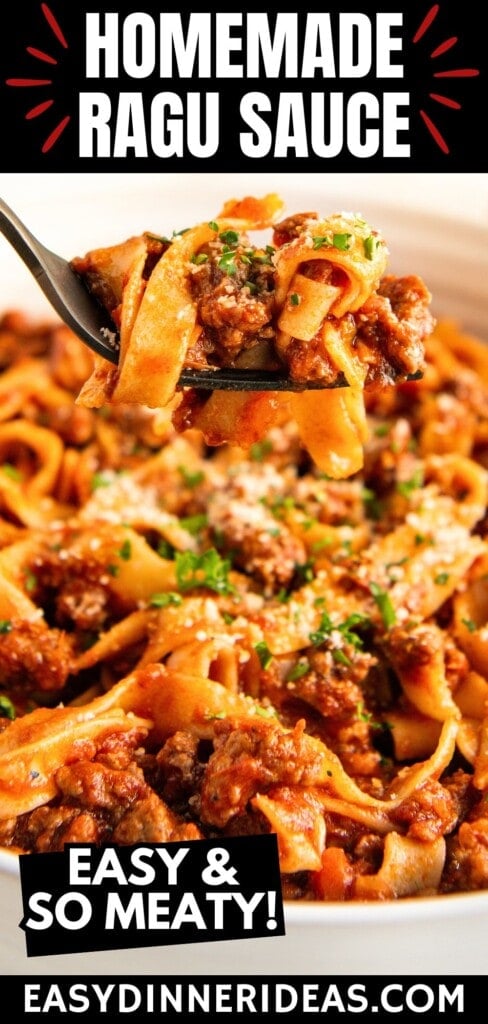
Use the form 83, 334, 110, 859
5, 2, 70, 153
413, 3, 480, 154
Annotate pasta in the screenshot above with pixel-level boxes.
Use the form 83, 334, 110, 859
71, 195, 432, 479
0, 289, 487, 903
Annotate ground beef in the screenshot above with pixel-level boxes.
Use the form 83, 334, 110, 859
438, 775, 488, 892
208, 489, 307, 593
11, 758, 202, 853
54, 579, 110, 632
356, 274, 434, 382
281, 331, 338, 384
291, 649, 374, 718
391, 779, 460, 842
112, 792, 202, 844
187, 235, 276, 367
0, 619, 73, 694
200, 718, 327, 828
155, 731, 205, 804
16, 805, 102, 851
272, 213, 318, 247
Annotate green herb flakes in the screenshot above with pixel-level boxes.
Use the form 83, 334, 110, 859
149, 592, 183, 608
0, 695, 16, 720
363, 235, 376, 260
369, 582, 396, 629
117, 539, 132, 561
254, 641, 273, 669
285, 660, 310, 682
175, 548, 234, 595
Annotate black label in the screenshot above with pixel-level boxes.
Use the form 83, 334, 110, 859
0, 2, 485, 172
18, 836, 285, 957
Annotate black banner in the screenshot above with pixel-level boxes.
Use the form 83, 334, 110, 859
18, 836, 285, 957
0, 1, 485, 172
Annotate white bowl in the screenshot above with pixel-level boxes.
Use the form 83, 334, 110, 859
1, 173, 488, 977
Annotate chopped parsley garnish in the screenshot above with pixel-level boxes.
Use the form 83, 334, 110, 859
180, 514, 208, 536
208, 220, 218, 231
363, 235, 376, 260
294, 559, 316, 584
149, 592, 183, 608
249, 439, 273, 462
361, 486, 383, 520
24, 569, 37, 594
311, 537, 333, 554
190, 252, 208, 265
386, 557, 408, 571
117, 539, 132, 561
2, 463, 23, 481
369, 582, 396, 628
285, 659, 310, 682
290, 292, 301, 306
462, 617, 477, 633
312, 235, 331, 250
332, 232, 352, 250
312, 233, 352, 251
106, 563, 119, 577
146, 228, 187, 243
268, 495, 296, 518
355, 701, 390, 731
157, 539, 175, 560
0, 620, 12, 635
396, 468, 424, 498
91, 470, 114, 490
252, 245, 275, 265
218, 249, 238, 276
309, 608, 369, 651
435, 572, 450, 585
0, 695, 16, 720
309, 608, 334, 646
178, 466, 205, 488
338, 613, 371, 648
175, 548, 234, 595
254, 704, 278, 719
332, 649, 352, 666
254, 641, 273, 669
219, 229, 239, 245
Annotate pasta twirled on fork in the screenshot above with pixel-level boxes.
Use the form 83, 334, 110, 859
71, 196, 433, 478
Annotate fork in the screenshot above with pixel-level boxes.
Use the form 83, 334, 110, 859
0, 197, 419, 393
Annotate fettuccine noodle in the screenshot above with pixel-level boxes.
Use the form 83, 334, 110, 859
0, 268, 486, 903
